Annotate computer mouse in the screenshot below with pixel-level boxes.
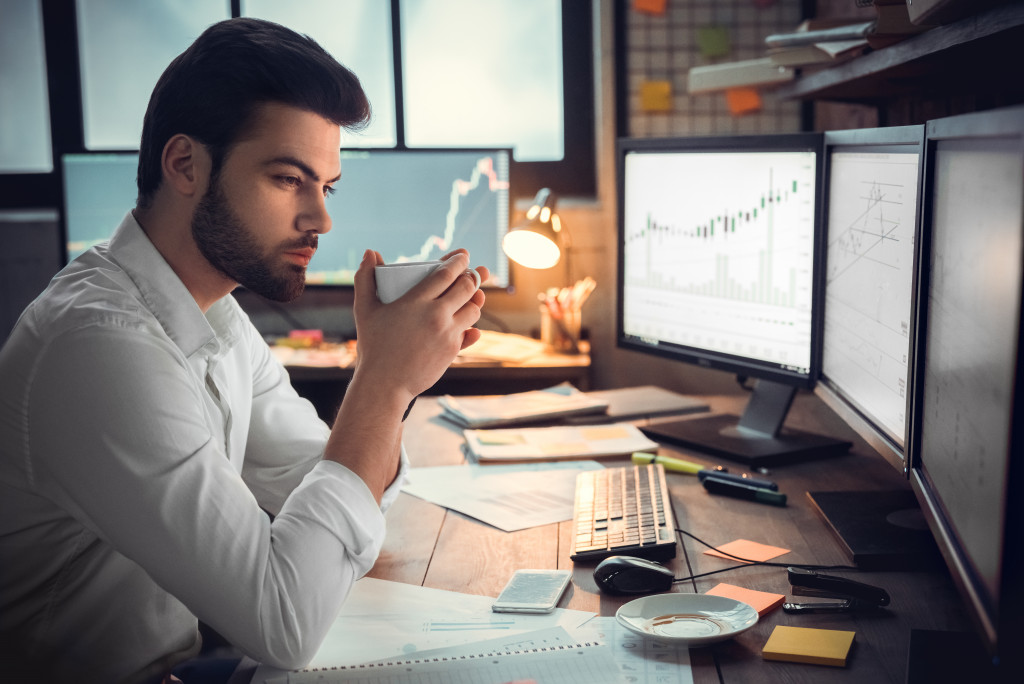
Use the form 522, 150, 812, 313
593, 555, 676, 595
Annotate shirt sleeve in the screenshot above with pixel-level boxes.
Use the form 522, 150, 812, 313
27, 324, 392, 670
239, 321, 409, 516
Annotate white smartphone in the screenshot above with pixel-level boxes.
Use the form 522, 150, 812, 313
492, 569, 572, 614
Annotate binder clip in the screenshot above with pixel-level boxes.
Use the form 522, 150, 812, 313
782, 566, 891, 614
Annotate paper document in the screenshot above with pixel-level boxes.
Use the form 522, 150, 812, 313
251, 577, 595, 683
438, 383, 609, 428
401, 460, 604, 531
455, 329, 551, 364
572, 616, 693, 684
464, 423, 658, 463
283, 639, 621, 683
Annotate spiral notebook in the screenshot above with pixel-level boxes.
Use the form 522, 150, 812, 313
283, 641, 620, 683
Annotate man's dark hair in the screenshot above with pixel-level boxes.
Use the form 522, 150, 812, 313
136, 17, 370, 208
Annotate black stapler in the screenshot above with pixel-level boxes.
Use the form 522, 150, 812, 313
783, 566, 891, 614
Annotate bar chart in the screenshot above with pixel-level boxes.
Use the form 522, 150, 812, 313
621, 149, 817, 371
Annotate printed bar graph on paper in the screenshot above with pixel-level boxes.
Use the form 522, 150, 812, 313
621, 150, 817, 372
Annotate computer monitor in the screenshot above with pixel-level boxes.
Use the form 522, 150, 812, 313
62, 153, 139, 262
815, 125, 925, 474
805, 125, 938, 571
909, 105, 1024, 678
616, 133, 850, 466
61, 148, 513, 290
307, 148, 511, 289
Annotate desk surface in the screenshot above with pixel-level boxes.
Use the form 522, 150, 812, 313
374, 391, 968, 684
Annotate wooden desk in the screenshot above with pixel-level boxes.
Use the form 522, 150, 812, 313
276, 336, 591, 421
377, 392, 970, 683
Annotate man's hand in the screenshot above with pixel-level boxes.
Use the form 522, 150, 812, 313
352, 248, 487, 404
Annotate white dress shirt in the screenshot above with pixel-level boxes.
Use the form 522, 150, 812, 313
0, 213, 405, 683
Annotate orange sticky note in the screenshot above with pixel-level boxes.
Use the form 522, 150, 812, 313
726, 88, 762, 116
704, 538, 790, 563
706, 583, 785, 616
633, 0, 667, 15
640, 80, 672, 112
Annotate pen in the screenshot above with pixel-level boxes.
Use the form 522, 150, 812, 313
701, 475, 787, 507
631, 452, 727, 475
697, 469, 779, 491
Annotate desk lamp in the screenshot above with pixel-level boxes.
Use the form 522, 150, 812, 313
501, 188, 569, 279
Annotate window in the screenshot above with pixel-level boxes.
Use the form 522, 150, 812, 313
1, 0, 595, 208
0, 0, 53, 173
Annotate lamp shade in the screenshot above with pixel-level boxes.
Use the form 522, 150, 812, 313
502, 188, 562, 269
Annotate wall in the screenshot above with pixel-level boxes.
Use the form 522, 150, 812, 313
562, 0, 813, 397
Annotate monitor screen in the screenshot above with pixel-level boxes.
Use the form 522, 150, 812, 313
910, 105, 1024, 671
62, 153, 139, 262
616, 133, 849, 466
62, 148, 512, 290
308, 148, 511, 288
816, 126, 924, 474
617, 134, 821, 384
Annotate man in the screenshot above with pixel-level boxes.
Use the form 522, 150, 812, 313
0, 17, 487, 684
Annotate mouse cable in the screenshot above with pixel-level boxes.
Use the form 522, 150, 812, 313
669, 527, 857, 584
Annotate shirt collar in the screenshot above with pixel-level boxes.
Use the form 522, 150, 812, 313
107, 212, 242, 359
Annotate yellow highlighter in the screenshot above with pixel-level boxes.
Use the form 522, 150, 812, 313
631, 452, 706, 475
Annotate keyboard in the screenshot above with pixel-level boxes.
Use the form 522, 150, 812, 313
570, 463, 678, 562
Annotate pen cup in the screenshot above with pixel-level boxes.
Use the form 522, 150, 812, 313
539, 304, 581, 354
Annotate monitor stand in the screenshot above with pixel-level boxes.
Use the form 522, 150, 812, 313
639, 379, 851, 466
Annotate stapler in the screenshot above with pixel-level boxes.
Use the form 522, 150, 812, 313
783, 566, 891, 614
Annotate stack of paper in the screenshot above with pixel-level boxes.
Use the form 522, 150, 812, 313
439, 383, 610, 428
463, 423, 658, 463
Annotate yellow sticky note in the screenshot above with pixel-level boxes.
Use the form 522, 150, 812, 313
639, 80, 672, 112
762, 625, 856, 667
704, 538, 790, 563
696, 25, 731, 58
706, 583, 785, 616
633, 0, 667, 15
726, 88, 762, 116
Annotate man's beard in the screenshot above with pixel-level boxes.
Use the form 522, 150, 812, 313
191, 177, 316, 302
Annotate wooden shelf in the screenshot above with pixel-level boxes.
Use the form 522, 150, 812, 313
776, 3, 1024, 103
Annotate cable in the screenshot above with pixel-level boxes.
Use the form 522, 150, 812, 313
669, 527, 857, 584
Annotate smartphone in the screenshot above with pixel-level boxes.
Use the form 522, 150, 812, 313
492, 569, 572, 614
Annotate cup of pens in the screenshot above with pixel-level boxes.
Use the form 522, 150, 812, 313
538, 278, 595, 354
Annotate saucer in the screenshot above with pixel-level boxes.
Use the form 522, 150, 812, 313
615, 593, 759, 646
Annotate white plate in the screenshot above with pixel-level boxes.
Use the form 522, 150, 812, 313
615, 593, 759, 646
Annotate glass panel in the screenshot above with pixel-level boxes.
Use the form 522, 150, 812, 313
241, 0, 396, 147
76, 0, 230, 150
401, 0, 563, 162
0, 0, 53, 173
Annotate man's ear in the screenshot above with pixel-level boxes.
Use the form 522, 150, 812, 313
161, 134, 211, 198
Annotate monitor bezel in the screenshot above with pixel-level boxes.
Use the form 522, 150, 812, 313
814, 125, 926, 477
909, 104, 1024, 666
614, 132, 826, 391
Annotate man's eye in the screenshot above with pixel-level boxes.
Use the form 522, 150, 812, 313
281, 176, 301, 188
324, 185, 337, 198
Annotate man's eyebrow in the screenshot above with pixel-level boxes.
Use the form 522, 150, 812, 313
266, 156, 342, 184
